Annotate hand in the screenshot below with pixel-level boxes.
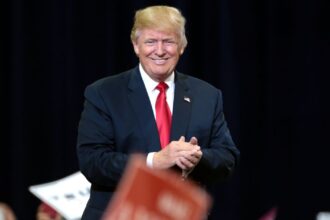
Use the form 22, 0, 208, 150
176, 137, 202, 177
152, 136, 201, 170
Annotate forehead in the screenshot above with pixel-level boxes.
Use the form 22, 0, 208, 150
138, 28, 178, 39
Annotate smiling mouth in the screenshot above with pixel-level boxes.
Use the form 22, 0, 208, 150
151, 58, 168, 65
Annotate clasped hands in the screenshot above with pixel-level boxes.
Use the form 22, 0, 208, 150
153, 136, 202, 173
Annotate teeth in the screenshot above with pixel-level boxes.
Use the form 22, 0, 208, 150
153, 59, 166, 64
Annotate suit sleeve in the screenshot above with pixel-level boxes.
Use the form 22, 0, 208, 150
190, 90, 240, 184
76, 84, 128, 187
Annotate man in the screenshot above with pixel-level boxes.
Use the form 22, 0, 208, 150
77, 5, 239, 219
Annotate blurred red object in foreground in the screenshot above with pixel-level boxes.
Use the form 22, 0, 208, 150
37, 202, 60, 219
102, 154, 212, 220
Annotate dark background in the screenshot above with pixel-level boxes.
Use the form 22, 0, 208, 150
1, 0, 329, 219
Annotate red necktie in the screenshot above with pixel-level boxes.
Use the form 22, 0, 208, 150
155, 82, 172, 148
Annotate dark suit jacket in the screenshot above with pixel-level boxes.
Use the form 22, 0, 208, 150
77, 66, 239, 219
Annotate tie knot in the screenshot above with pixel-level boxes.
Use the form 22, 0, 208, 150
156, 82, 168, 92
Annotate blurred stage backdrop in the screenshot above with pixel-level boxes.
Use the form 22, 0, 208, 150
1, 0, 329, 219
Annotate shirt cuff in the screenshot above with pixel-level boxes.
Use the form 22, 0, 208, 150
146, 152, 156, 168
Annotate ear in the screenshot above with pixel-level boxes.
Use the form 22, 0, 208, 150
132, 40, 139, 55
179, 47, 185, 55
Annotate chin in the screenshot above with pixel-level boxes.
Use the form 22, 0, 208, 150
152, 73, 169, 81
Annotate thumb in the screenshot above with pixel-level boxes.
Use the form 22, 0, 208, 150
178, 136, 185, 142
189, 136, 198, 145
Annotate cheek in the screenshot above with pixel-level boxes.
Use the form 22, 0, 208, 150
140, 47, 155, 56
166, 47, 181, 57
169, 52, 181, 61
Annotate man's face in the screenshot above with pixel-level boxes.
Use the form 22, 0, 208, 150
132, 28, 184, 82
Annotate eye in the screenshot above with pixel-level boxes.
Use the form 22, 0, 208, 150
144, 39, 156, 45
163, 39, 178, 47
163, 40, 177, 46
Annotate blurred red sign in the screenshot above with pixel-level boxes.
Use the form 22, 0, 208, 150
102, 155, 212, 220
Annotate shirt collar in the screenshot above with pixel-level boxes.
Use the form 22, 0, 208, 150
139, 63, 175, 92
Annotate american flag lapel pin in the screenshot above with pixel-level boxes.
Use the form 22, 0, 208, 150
184, 96, 191, 103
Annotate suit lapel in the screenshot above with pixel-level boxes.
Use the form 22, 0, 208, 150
126, 69, 192, 150
127, 68, 161, 151
171, 73, 192, 141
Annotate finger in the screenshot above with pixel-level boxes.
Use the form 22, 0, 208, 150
176, 158, 187, 170
183, 154, 200, 164
176, 145, 194, 152
178, 156, 195, 169
189, 136, 198, 145
180, 150, 202, 163
192, 149, 203, 158
171, 141, 192, 152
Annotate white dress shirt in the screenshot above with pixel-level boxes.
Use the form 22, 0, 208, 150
139, 64, 175, 167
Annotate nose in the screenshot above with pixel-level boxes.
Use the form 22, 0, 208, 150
155, 41, 166, 56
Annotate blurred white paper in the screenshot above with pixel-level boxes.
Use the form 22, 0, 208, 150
317, 212, 330, 220
29, 171, 90, 220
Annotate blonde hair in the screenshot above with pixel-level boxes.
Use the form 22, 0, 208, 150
130, 5, 188, 48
